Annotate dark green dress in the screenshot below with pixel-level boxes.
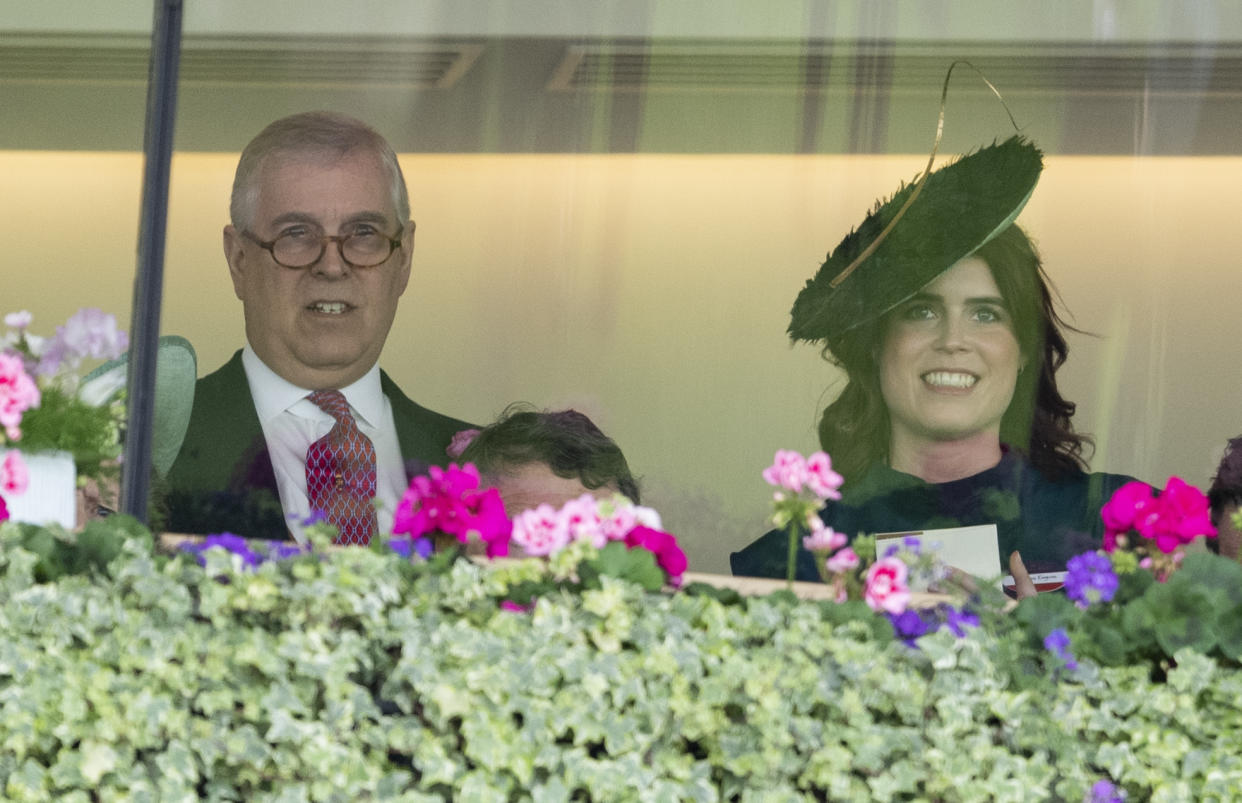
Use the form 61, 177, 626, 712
731, 449, 1137, 581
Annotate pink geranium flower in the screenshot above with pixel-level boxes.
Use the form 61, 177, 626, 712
1, 451, 28, 496
864, 556, 911, 614
804, 451, 844, 501
763, 449, 808, 494
0, 493, 8, 522
825, 546, 860, 574
561, 494, 606, 547
446, 428, 480, 459
511, 503, 571, 556
0, 352, 40, 441
599, 502, 638, 542
802, 520, 846, 553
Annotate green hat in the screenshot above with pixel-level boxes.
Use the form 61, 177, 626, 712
80, 335, 197, 477
788, 135, 1043, 346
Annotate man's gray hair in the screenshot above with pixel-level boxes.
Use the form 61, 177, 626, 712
230, 111, 410, 230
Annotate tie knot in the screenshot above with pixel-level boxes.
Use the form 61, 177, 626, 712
308, 389, 353, 424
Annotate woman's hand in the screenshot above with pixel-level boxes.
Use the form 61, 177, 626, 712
1008, 550, 1037, 599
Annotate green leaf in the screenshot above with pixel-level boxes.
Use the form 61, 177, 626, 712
585, 542, 664, 592
1150, 581, 1219, 656
681, 581, 744, 606
1216, 601, 1242, 661
1175, 552, 1242, 607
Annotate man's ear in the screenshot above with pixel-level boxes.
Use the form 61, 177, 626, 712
395, 219, 415, 296
223, 225, 247, 300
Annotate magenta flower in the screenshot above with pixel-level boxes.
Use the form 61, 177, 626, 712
446, 428, 480, 459
393, 463, 513, 556
0, 352, 41, 441
511, 503, 571, 556
1158, 477, 1216, 543
864, 556, 911, 614
804, 451, 844, 501
468, 487, 513, 558
1100, 480, 1154, 536
1, 451, 29, 496
762, 449, 808, 494
825, 546, 860, 574
0, 494, 8, 522
624, 524, 687, 586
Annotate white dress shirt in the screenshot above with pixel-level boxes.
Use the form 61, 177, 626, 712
241, 346, 407, 543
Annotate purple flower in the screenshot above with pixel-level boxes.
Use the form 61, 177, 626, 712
942, 606, 980, 638
183, 533, 262, 569
266, 542, 308, 562
888, 609, 935, 646
1044, 627, 1079, 671
1087, 779, 1126, 802
388, 534, 433, 560
297, 509, 329, 527
1065, 551, 1119, 609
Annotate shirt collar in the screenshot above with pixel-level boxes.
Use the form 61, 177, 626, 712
241, 345, 385, 428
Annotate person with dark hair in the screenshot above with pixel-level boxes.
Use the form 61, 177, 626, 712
1208, 436, 1242, 560
458, 405, 640, 514
731, 137, 1137, 585
165, 111, 471, 544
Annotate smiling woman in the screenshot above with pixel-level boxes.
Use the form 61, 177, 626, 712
732, 137, 1137, 584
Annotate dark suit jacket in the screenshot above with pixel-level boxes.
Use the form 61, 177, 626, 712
163, 350, 472, 539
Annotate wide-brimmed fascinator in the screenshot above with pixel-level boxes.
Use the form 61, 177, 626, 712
788, 58, 1044, 347
789, 135, 1042, 346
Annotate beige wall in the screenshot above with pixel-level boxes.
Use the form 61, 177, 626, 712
4, 151, 1240, 571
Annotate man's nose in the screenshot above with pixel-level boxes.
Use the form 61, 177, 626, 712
311, 237, 349, 277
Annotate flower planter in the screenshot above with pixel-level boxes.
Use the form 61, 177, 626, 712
1, 449, 76, 528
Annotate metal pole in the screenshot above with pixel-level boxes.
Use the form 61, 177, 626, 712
120, 0, 183, 522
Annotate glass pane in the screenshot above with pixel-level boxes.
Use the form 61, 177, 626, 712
4, 2, 1240, 571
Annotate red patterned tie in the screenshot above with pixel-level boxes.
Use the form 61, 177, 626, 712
305, 390, 378, 545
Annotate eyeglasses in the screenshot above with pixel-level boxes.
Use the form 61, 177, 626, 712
243, 223, 403, 269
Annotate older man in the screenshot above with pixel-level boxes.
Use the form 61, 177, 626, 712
165, 112, 470, 543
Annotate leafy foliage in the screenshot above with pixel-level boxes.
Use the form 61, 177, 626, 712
2, 518, 1242, 800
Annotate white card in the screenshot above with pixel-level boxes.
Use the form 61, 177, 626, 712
875, 524, 1002, 588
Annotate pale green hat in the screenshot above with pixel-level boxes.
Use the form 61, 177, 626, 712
80, 335, 197, 477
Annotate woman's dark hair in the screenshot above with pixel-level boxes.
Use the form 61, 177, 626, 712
817, 224, 1092, 484
460, 404, 640, 503
1209, 436, 1242, 526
